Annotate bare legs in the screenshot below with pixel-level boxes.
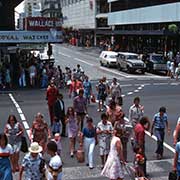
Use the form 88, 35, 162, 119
69, 137, 76, 156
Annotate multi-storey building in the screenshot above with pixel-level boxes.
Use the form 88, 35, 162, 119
24, 0, 42, 17
108, 0, 180, 53
61, 0, 109, 46
41, 0, 62, 18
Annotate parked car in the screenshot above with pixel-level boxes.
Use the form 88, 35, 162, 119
40, 52, 55, 64
99, 51, 118, 67
117, 52, 146, 74
143, 53, 167, 73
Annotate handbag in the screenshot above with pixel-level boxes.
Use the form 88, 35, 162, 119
91, 94, 96, 103
21, 136, 28, 153
168, 171, 177, 180
76, 143, 85, 163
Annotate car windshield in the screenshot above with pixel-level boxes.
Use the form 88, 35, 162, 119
108, 55, 117, 59
126, 55, 138, 60
152, 55, 163, 62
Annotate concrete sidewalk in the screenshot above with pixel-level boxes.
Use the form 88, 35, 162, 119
13, 158, 172, 180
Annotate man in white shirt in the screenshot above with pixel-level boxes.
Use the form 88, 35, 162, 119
129, 97, 144, 127
47, 141, 62, 180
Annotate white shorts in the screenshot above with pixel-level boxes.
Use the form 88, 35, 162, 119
30, 73, 35, 79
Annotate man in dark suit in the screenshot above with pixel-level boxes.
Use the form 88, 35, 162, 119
54, 93, 66, 136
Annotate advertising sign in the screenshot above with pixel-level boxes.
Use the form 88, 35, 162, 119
24, 17, 62, 31
0, 31, 63, 43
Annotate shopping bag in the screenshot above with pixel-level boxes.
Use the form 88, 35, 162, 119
168, 171, 177, 180
91, 94, 96, 103
21, 136, 28, 153
76, 144, 85, 163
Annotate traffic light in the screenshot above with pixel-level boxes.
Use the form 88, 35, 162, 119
47, 43, 52, 57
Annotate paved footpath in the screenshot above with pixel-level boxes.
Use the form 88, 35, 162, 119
13, 158, 172, 180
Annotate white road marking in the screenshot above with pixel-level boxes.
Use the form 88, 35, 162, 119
22, 121, 30, 130
138, 87, 143, 90
134, 90, 139, 93
74, 58, 94, 66
9, 93, 29, 138
26, 130, 31, 138
121, 94, 126, 97
124, 117, 175, 153
58, 52, 71, 58
145, 131, 175, 153
153, 83, 168, 86
127, 92, 133, 95
17, 107, 22, 114
171, 82, 179, 86
20, 113, 26, 121
121, 84, 132, 87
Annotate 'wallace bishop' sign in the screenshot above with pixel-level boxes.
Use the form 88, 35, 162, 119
24, 17, 62, 31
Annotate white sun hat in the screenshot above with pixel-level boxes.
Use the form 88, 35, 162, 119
29, 142, 42, 153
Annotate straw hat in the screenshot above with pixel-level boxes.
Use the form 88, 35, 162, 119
29, 142, 42, 153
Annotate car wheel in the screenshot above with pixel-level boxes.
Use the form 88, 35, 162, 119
100, 61, 103, 66
146, 66, 151, 72
127, 66, 132, 73
118, 63, 122, 71
141, 70, 145, 74
107, 63, 110, 68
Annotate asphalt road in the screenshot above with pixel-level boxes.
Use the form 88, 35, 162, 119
1, 44, 180, 179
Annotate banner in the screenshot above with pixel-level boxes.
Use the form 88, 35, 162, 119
0, 31, 63, 43
24, 17, 62, 31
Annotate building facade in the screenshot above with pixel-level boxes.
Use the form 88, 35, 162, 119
41, 0, 62, 18
108, 0, 180, 54
24, 0, 41, 17
61, 0, 109, 46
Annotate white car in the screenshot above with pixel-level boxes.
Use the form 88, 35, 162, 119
99, 51, 118, 68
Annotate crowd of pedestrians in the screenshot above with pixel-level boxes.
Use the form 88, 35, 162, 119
1, 64, 180, 180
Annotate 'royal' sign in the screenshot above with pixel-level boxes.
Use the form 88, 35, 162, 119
0, 31, 63, 43
24, 17, 62, 31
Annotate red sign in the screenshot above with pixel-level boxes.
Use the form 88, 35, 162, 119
24, 17, 62, 31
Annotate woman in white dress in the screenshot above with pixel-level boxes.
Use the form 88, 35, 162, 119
101, 126, 125, 180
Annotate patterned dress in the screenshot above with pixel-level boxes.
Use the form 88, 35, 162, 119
32, 120, 48, 145
101, 136, 124, 179
67, 116, 78, 138
5, 122, 22, 152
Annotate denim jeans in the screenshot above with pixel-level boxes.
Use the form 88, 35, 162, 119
155, 129, 165, 155
84, 137, 95, 168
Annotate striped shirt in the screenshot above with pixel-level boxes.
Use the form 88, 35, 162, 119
153, 112, 168, 129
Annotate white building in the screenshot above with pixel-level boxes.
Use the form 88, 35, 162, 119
61, 0, 96, 30
61, 0, 109, 46
24, 0, 42, 17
